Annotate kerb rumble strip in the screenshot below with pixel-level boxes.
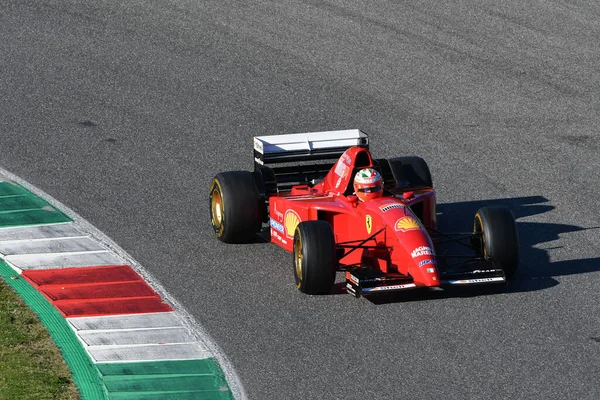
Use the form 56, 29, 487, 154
0, 177, 242, 399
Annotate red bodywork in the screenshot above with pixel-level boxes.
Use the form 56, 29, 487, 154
268, 147, 440, 288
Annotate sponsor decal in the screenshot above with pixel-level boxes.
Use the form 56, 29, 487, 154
253, 138, 264, 153
334, 159, 349, 177
270, 218, 284, 234
426, 268, 436, 273
411, 246, 434, 258
284, 209, 301, 238
271, 230, 288, 245
471, 269, 502, 274
395, 216, 421, 232
379, 203, 404, 213
366, 215, 373, 234
418, 259, 435, 268
334, 160, 350, 189
358, 277, 388, 283
363, 283, 417, 292
448, 277, 505, 285
273, 203, 284, 220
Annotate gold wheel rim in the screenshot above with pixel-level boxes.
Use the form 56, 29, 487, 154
211, 188, 224, 229
294, 231, 303, 287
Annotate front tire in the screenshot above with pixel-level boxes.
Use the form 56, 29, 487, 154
209, 171, 263, 243
293, 221, 336, 294
474, 207, 519, 278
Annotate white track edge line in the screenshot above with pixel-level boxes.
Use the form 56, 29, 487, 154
85, 342, 203, 350
5, 250, 109, 258
92, 356, 213, 364
0, 235, 90, 244
73, 326, 187, 334
0, 221, 72, 229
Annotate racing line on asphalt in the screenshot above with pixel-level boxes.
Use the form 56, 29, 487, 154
0, 168, 246, 400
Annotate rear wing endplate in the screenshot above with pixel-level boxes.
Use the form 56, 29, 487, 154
253, 129, 369, 166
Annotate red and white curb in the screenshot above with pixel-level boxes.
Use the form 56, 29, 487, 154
0, 168, 246, 399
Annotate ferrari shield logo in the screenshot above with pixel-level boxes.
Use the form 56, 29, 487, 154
366, 215, 373, 234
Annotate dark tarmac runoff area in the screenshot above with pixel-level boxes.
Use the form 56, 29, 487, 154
1, 0, 599, 399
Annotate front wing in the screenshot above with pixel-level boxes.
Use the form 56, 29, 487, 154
345, 260, 506, 297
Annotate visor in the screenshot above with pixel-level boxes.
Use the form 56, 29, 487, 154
357, 185, 382, 193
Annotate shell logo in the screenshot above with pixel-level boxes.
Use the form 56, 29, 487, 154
284, 210, 301, 238
395, 217, 420, 232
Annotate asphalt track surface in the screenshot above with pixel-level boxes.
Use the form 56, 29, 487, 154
2, 0, 600, 399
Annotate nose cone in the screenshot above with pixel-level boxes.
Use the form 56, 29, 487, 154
363, 199, 440, 286
406, 244, 439, 287
385, 211, 439, 286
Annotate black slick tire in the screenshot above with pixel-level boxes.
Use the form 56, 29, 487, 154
387, 156, 433, 189
473, 206, 519, 278
293, 221, 336, 294
209, 171, 263, 243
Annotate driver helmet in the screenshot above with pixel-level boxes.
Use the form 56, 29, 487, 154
353, 168, 383, 202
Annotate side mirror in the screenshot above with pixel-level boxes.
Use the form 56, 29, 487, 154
347, 195, 359, 206
403, 191, 415, 200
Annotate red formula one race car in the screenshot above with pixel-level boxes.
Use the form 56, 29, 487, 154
209, 130, 519, 297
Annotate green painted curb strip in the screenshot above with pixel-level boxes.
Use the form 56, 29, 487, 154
0, 261, 108, 400
0, 194, 51, 212
107, 390, 233, 400
97, 359, 226, 376
0, 181, 72, 226
97, 356, 234, 399
103, 375, 227, 392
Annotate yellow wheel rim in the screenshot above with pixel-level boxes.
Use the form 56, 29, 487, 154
294, 231, 303, 288
211, 186, 224, 230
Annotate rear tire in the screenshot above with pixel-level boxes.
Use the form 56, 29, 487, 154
473, 207, 519, 278
209, 171, 263, 243
293, 221, 336, 294
379, 157, 433, 190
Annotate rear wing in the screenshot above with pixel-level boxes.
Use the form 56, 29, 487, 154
253, 129, 368, 166
253, 130, 369, 194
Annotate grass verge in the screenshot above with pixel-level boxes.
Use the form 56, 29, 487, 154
0, 279, 79, 400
